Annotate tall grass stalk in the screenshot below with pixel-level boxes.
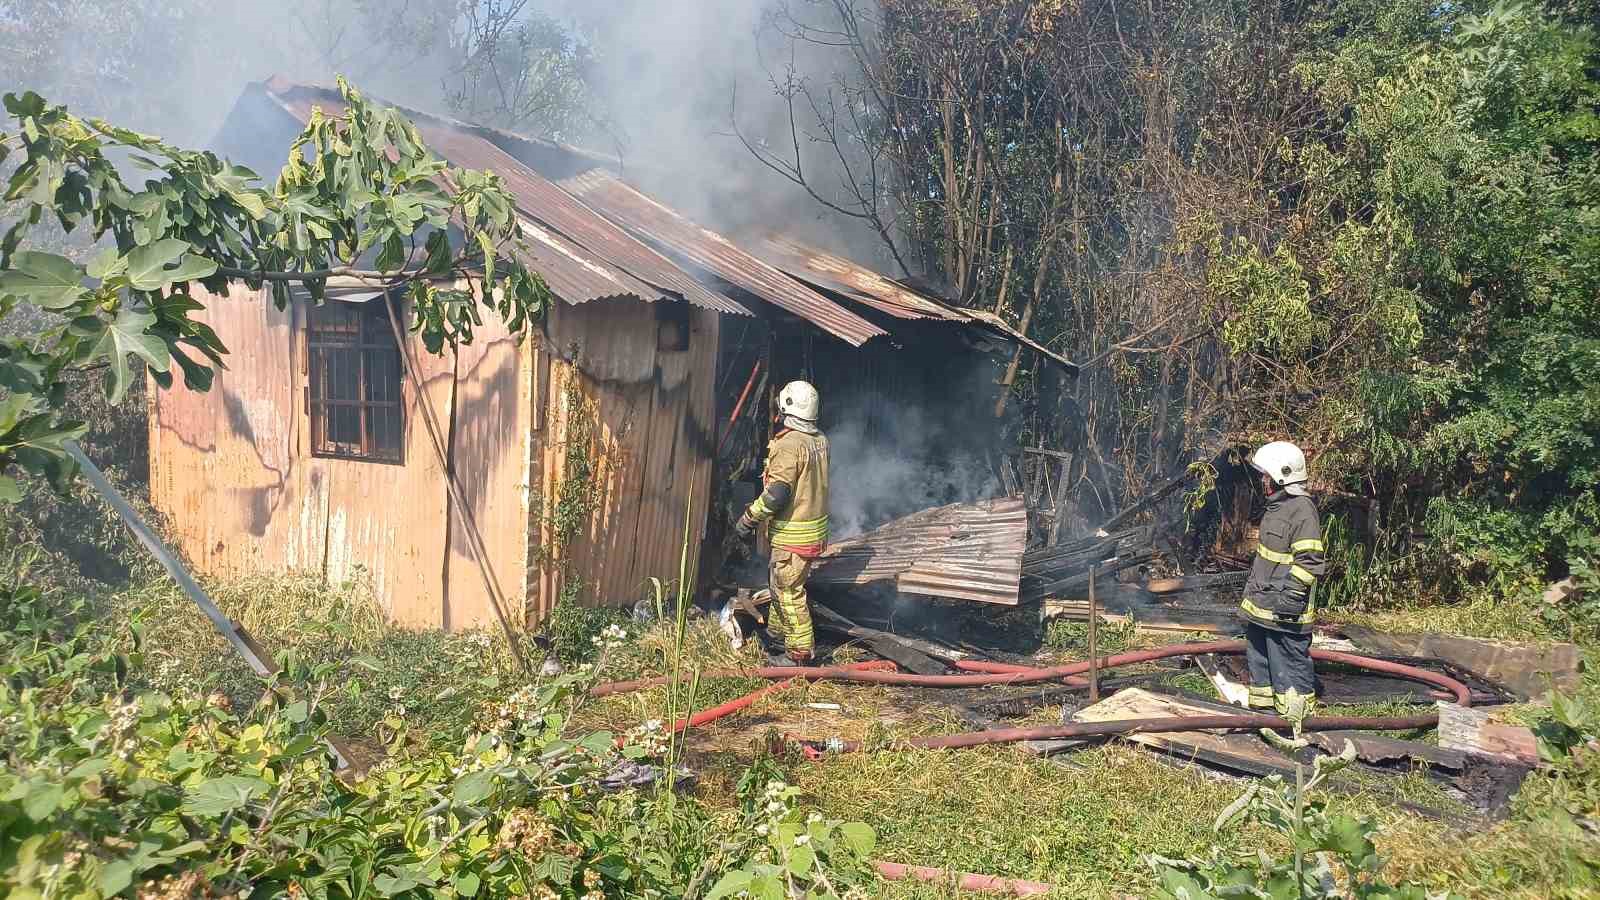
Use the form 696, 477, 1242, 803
663, 481, 702, 777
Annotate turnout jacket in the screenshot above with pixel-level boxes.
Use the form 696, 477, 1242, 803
1241, 490, 1325, 634
745, 428, 830, 557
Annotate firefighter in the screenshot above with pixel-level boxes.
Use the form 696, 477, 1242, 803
735, 381, 830, 666
1239, 440, 1326, 725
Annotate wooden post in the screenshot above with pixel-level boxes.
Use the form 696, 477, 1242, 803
1087, 563, 1100, 703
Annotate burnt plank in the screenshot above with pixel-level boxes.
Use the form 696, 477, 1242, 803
1437, 702, 1540, 767
1307, 732, 1466, 771
810, 604, 949, 675
1340, 626, 1582, 699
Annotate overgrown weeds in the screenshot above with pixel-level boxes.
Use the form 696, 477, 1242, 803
1, 571, 880, 899
112, 570, 527, 744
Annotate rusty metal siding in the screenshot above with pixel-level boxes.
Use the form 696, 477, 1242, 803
560, 171, 883, 347
533, 301, 656, 616
148, 286, 457, 627
524, 299, 717, 620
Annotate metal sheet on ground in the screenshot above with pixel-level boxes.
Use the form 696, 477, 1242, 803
810, 498, 1028, 605
1071, 688, 1301, 777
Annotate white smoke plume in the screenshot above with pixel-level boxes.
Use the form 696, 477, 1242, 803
1, 0, 885, 261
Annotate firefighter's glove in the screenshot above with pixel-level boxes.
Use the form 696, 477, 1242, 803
735, 512, 757, 540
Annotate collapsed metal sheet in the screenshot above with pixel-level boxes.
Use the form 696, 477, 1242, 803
560, 171, 885, 347
811, 498, 1028, 605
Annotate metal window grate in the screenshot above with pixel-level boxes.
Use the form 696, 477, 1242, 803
306, 297, 405, 464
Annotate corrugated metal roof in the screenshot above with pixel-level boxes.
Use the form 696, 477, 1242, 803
756, 236, 970, 322
259, 80, 750, 316
957, 307, 1081, 374
810, 498, 1028, 605
559, 170, 885, 347
250, 79, 1080, 371
755, 235, 1080, 373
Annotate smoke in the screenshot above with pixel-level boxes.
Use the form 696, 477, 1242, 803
2, 0, 886, 263
826, 405, 998, 540
547, 0, 888, 258
823, 357, 1004, 540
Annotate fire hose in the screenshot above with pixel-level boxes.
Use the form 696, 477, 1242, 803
592, 640, 1472, 753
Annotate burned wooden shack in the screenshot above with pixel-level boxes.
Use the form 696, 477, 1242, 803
148, 78, 1076, 630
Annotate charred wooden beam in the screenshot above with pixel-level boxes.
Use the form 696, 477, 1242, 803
810, 604, 951, 675
1094, 465, 1198, 533
1146, 572, 1248, 595
1021, 551, 1157, 602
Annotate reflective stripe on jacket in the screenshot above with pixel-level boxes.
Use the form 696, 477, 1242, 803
1240, 490, 1325, 634
746, 428, 830, 556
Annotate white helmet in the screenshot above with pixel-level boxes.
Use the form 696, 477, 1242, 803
1250, 441, 1308, 487
777, 380, 820, 422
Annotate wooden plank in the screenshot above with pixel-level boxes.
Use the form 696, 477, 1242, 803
1146, 572, 1248, 595
1341, 626, 1582, 699
1000, 456, 1021, 497
1436, 702, 1540, 767
1307, 732, 1466, 771
1071, 688, 1300, 777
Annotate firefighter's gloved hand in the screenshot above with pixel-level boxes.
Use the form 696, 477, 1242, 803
735, 512, 757, 540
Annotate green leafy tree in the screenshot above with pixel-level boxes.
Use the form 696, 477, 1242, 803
0, 77, 554, 500
1275, 1, 1600, 604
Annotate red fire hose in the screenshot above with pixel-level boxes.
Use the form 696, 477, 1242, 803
593, 640, 1472, 705
953, 658, 1090, 686
873, 860, 1052, 896
662, 660, 896, 735
594, 640, 1472, 752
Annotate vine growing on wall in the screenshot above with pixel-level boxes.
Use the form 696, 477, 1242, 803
531, 370, 608, 609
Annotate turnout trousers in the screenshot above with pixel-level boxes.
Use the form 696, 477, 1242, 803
1244, 622, 1316, 714
765, 547, 815, 657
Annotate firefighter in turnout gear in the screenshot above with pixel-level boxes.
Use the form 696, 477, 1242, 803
1240, 441, 1326, 724
736, 381, 829, 666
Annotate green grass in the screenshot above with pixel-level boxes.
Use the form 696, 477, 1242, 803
89, 570, 1600, 898
111, 570, 532, 746
1333, 590, 1556, 642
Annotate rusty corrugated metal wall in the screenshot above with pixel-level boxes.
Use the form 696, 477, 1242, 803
150, 286, 715, 630
527, 300, 718, 621
149, 285, 469, 628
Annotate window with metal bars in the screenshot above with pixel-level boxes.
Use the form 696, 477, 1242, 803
305, 297, 405, 464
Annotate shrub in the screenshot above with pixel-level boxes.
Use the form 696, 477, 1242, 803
0, 578, 877, 899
